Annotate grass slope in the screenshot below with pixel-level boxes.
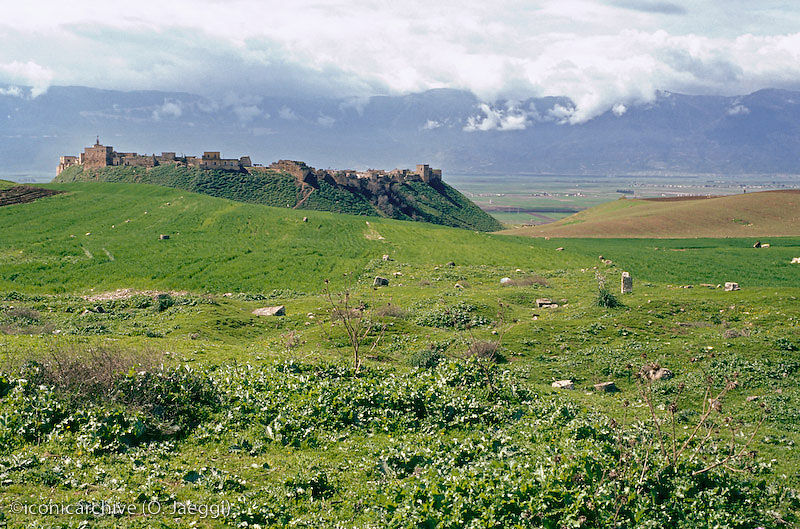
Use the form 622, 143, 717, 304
0, 182, 574, 294
55, 165, 503, 232
1, 181, 799, 527
505, 190, 800, 238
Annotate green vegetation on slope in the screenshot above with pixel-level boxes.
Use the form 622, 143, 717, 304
1, 182, 799, 527
55, 165, 503, 231
0, 182, 565, 294
505, 190, 800, 238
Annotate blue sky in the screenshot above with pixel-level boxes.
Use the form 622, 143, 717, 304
1, 0, 799, 123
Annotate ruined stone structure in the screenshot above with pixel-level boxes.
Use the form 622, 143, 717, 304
58, 140, 445, 190
249, 159, 443, 189
56, 139, 252, 176
621, 271, 633, 294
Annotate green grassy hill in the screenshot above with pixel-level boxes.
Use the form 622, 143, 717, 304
2, 182, 798, 293
55, 165, 503, 231
0, 182, 562, 294
505, 190, 800, 238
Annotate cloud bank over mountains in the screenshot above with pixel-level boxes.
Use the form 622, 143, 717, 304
2, 1, 800, 128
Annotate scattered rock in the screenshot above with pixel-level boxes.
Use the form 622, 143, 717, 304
382, 254, 392, 261
159, 234, 170, 240
393, 271, 403, 277
724, 282, 740, 291
252, 306, 285, 317
552, 380, 574, 390
373, 276, 390, 287
555, 247, 564, 251
753, 241, 761, 248
602, 259, 613, 265
94, 305, 105, 314
746, 395, 760, 402
680, 285, 693, 289
500, 277, 512, 284
791, 257, 800, 264
302, 216, 308, 222
621, 271, 633, 294
639, 363, 673, 381
189, 333, 200, 340
454, 283, 465, 289
446, 261, 456, 267
762, 243, 770, 248
85, 232, 91, 236
593, 381, 618, 393
536, 298, 559, 308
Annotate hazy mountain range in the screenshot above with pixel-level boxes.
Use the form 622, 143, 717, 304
2, 85, 800, 178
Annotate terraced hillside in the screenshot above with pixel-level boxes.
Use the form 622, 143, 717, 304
54, 164, 502, 231
0, 184, 62, 207
505, 190, 800, 238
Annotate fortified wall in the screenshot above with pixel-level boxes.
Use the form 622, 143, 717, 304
57, 139, 252, 175
57, 140, 443, 188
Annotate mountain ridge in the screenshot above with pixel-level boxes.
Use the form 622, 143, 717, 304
4, 85, 800, 178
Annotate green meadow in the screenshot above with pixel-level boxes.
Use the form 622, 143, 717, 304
0, 182, 798, 528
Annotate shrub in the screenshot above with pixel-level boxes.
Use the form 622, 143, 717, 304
415, 302, 489, 329
8, 344, 161, 402
595, 277, 621, 309
409, 346, 444, 369
155, 293, 174, 312
6, 306, 40, 322
775, 337, 798, 351
113, 366, 219, 437
374, 303, 406, 319
466, 340, 507, 363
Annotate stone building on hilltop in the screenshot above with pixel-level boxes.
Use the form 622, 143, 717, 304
57, 140, 445, 191
57, 139, 252, 175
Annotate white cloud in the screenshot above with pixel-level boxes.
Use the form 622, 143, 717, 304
422, 119, 442, 130
612, 103, 627, 116
2, 2, 800, 122
317, 114, 335, 127
727, 104, 750, 116
151, 99, 183, 120
0, 61, 52, 97
232, 105, 262, 122
0, 85, 23, 97
278, 106, 298, 120
465, 103, 529, 131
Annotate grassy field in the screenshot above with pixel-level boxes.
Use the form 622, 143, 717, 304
0, 182, 566, 294
505, 190, 800, 238
0, 182, 798, 527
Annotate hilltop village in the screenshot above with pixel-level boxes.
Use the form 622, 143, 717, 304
57, 140, 443, 187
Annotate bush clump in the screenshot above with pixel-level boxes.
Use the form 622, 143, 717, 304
414, 302, 489, 329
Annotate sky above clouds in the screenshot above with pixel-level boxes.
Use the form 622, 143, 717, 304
2, 0, 800, 123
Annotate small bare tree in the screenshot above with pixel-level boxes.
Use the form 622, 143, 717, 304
635, 372, 765, 475
322, 277, 385, 374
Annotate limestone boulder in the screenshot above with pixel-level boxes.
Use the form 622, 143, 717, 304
252, 306, 285, 317
552, 380, 574, 390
